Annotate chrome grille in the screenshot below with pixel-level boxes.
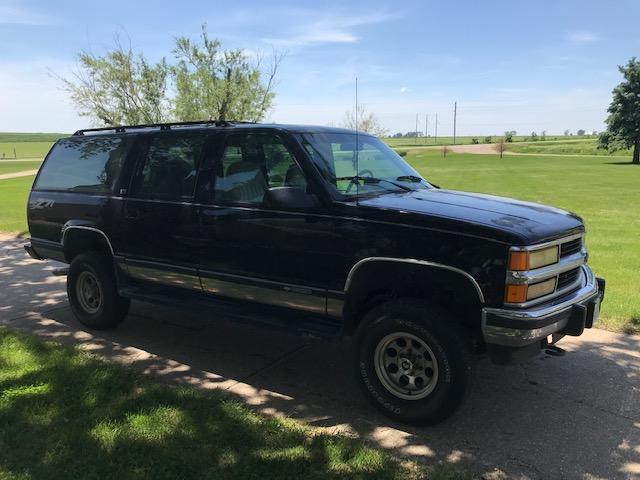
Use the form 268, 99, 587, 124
557, 267, 581, 291
560, 237, 583, 258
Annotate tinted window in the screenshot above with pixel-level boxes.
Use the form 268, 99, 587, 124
35, 136, 131, 192
135, 132, 207, 200
213, 133, 306, 204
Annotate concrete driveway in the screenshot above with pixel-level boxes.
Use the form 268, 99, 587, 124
1, 234, 639, 480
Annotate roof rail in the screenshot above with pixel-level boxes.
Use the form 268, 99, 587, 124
72, 119, 257, 136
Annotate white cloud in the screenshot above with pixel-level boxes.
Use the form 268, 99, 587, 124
567, 30, 598, 45
400, 87, 409, 93
262, 10, 400, 46
0, 0, 52, 25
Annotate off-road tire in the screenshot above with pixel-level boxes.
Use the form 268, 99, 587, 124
354, 299, 473, 425
67, 252, 130, 329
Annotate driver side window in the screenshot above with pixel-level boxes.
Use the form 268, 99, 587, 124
213, 133, 307, 204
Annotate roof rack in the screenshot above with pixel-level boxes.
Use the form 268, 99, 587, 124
72, 119, 257, 136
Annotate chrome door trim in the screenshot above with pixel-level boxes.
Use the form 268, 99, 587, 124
125, 258, 202, 291
344, 257, 485, 304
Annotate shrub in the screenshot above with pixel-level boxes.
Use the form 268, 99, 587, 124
484, 136, 492, 144
471, 138, 479, 144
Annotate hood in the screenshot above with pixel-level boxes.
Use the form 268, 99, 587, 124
357, 188, 584, 245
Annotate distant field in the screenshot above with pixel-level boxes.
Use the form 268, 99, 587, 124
0, 132, 66, 143
383, 135, 585, 148
405, 150, 640, 334
509, 138, 629, 156
0, 141, 55, 159
0, 159, 42, 175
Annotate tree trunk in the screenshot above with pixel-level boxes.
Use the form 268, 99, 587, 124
634, 141, 640, 164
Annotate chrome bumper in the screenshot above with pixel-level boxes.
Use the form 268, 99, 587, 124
482, 265, 603, 347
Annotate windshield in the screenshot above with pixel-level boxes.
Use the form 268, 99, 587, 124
297, 132, 432, 198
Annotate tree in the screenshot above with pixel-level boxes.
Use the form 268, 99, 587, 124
342, 104, 388, 137
60, 38, 170, 125
530, 131, 538, 141
564, 129, 570, 136
172, 26, 283, 122
60, 26, 283, 126
495, 137, 507, 158
577, 129, 586, 136
504, 131, 514, 143
598, 58, 640, 164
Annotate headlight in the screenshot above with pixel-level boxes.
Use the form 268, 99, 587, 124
508, 245, 559, 271
505, 277, 557, 303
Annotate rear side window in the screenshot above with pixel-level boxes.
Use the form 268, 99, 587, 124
133, 132, 207, 200
34, 136, 131, 193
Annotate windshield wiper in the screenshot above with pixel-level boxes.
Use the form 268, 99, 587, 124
395, 175, 424, 183
335, 176, 412, 192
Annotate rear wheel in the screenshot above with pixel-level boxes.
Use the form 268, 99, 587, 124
354, 299, 473, 425
67, 252, 130, 329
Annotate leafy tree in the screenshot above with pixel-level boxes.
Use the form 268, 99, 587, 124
172, 26, 283, 122
530, 131, 538, 141
471, 137, 479, 144
598, 57, 640, 164
60, 26, 283, 126
484, 136, 492, 144
577, 129, 586, 136
60, 38, 170, 125
564, 129, 570, 136
504, 131, 514, 143
342, 104, 388, 137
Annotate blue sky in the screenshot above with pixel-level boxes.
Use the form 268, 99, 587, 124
0, 0, 638, 134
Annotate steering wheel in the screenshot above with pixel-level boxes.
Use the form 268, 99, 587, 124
345, 169, 375, 194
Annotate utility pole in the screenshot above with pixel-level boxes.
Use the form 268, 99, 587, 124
434, 113, 438, 144
415, 113, 419, 144
424, 114, 428, 144
453, 101, 457, 145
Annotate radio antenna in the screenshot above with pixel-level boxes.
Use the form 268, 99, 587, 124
355, 76, 359, 205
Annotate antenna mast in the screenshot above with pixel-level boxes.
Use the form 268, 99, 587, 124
355, 76, 359, 205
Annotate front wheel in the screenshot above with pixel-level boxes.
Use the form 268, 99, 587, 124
354, 299, 473, 425
67, 252, 130, 329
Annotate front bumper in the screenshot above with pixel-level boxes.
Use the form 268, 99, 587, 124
482, 265, 604, 348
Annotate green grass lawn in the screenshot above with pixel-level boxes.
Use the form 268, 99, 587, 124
0, 160, 42, 175
0, 328, 462, 480
0, 132, 67, 143
406, 150, 640, 333
0, 141, 55, 160
0, 176, 33, 234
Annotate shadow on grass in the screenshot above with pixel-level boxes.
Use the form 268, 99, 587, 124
622, 317, 640, 335
0, 329, 441, 480
602, 161, 639, 165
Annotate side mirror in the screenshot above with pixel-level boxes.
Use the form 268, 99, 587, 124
263, 187, 321, 210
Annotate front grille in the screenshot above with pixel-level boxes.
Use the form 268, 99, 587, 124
560, 237, 582, 257
557, 267, 581, 291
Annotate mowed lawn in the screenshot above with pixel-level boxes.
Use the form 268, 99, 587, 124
407, 150, 640, 333
0, 160, 42, 175
0, 176, 33, 233
0, 328, 450, 480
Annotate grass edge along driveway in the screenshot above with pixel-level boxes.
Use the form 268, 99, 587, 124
0, 328, 466, 480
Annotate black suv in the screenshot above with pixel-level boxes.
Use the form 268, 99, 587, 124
26, 121, 605, 425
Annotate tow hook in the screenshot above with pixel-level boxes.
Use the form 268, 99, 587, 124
545, 344, 566, 357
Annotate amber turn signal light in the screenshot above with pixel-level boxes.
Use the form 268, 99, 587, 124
505, 284, 528, 303
508, 251, 529, 271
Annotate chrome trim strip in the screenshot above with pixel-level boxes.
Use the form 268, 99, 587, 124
509, 232, 584, 252
200, 271, 326, 314
344, 257, 485, 304
61, 225, 114, 255
125, 259, 202, 291
506, 250, 587, 285
483, 318, 570, 347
